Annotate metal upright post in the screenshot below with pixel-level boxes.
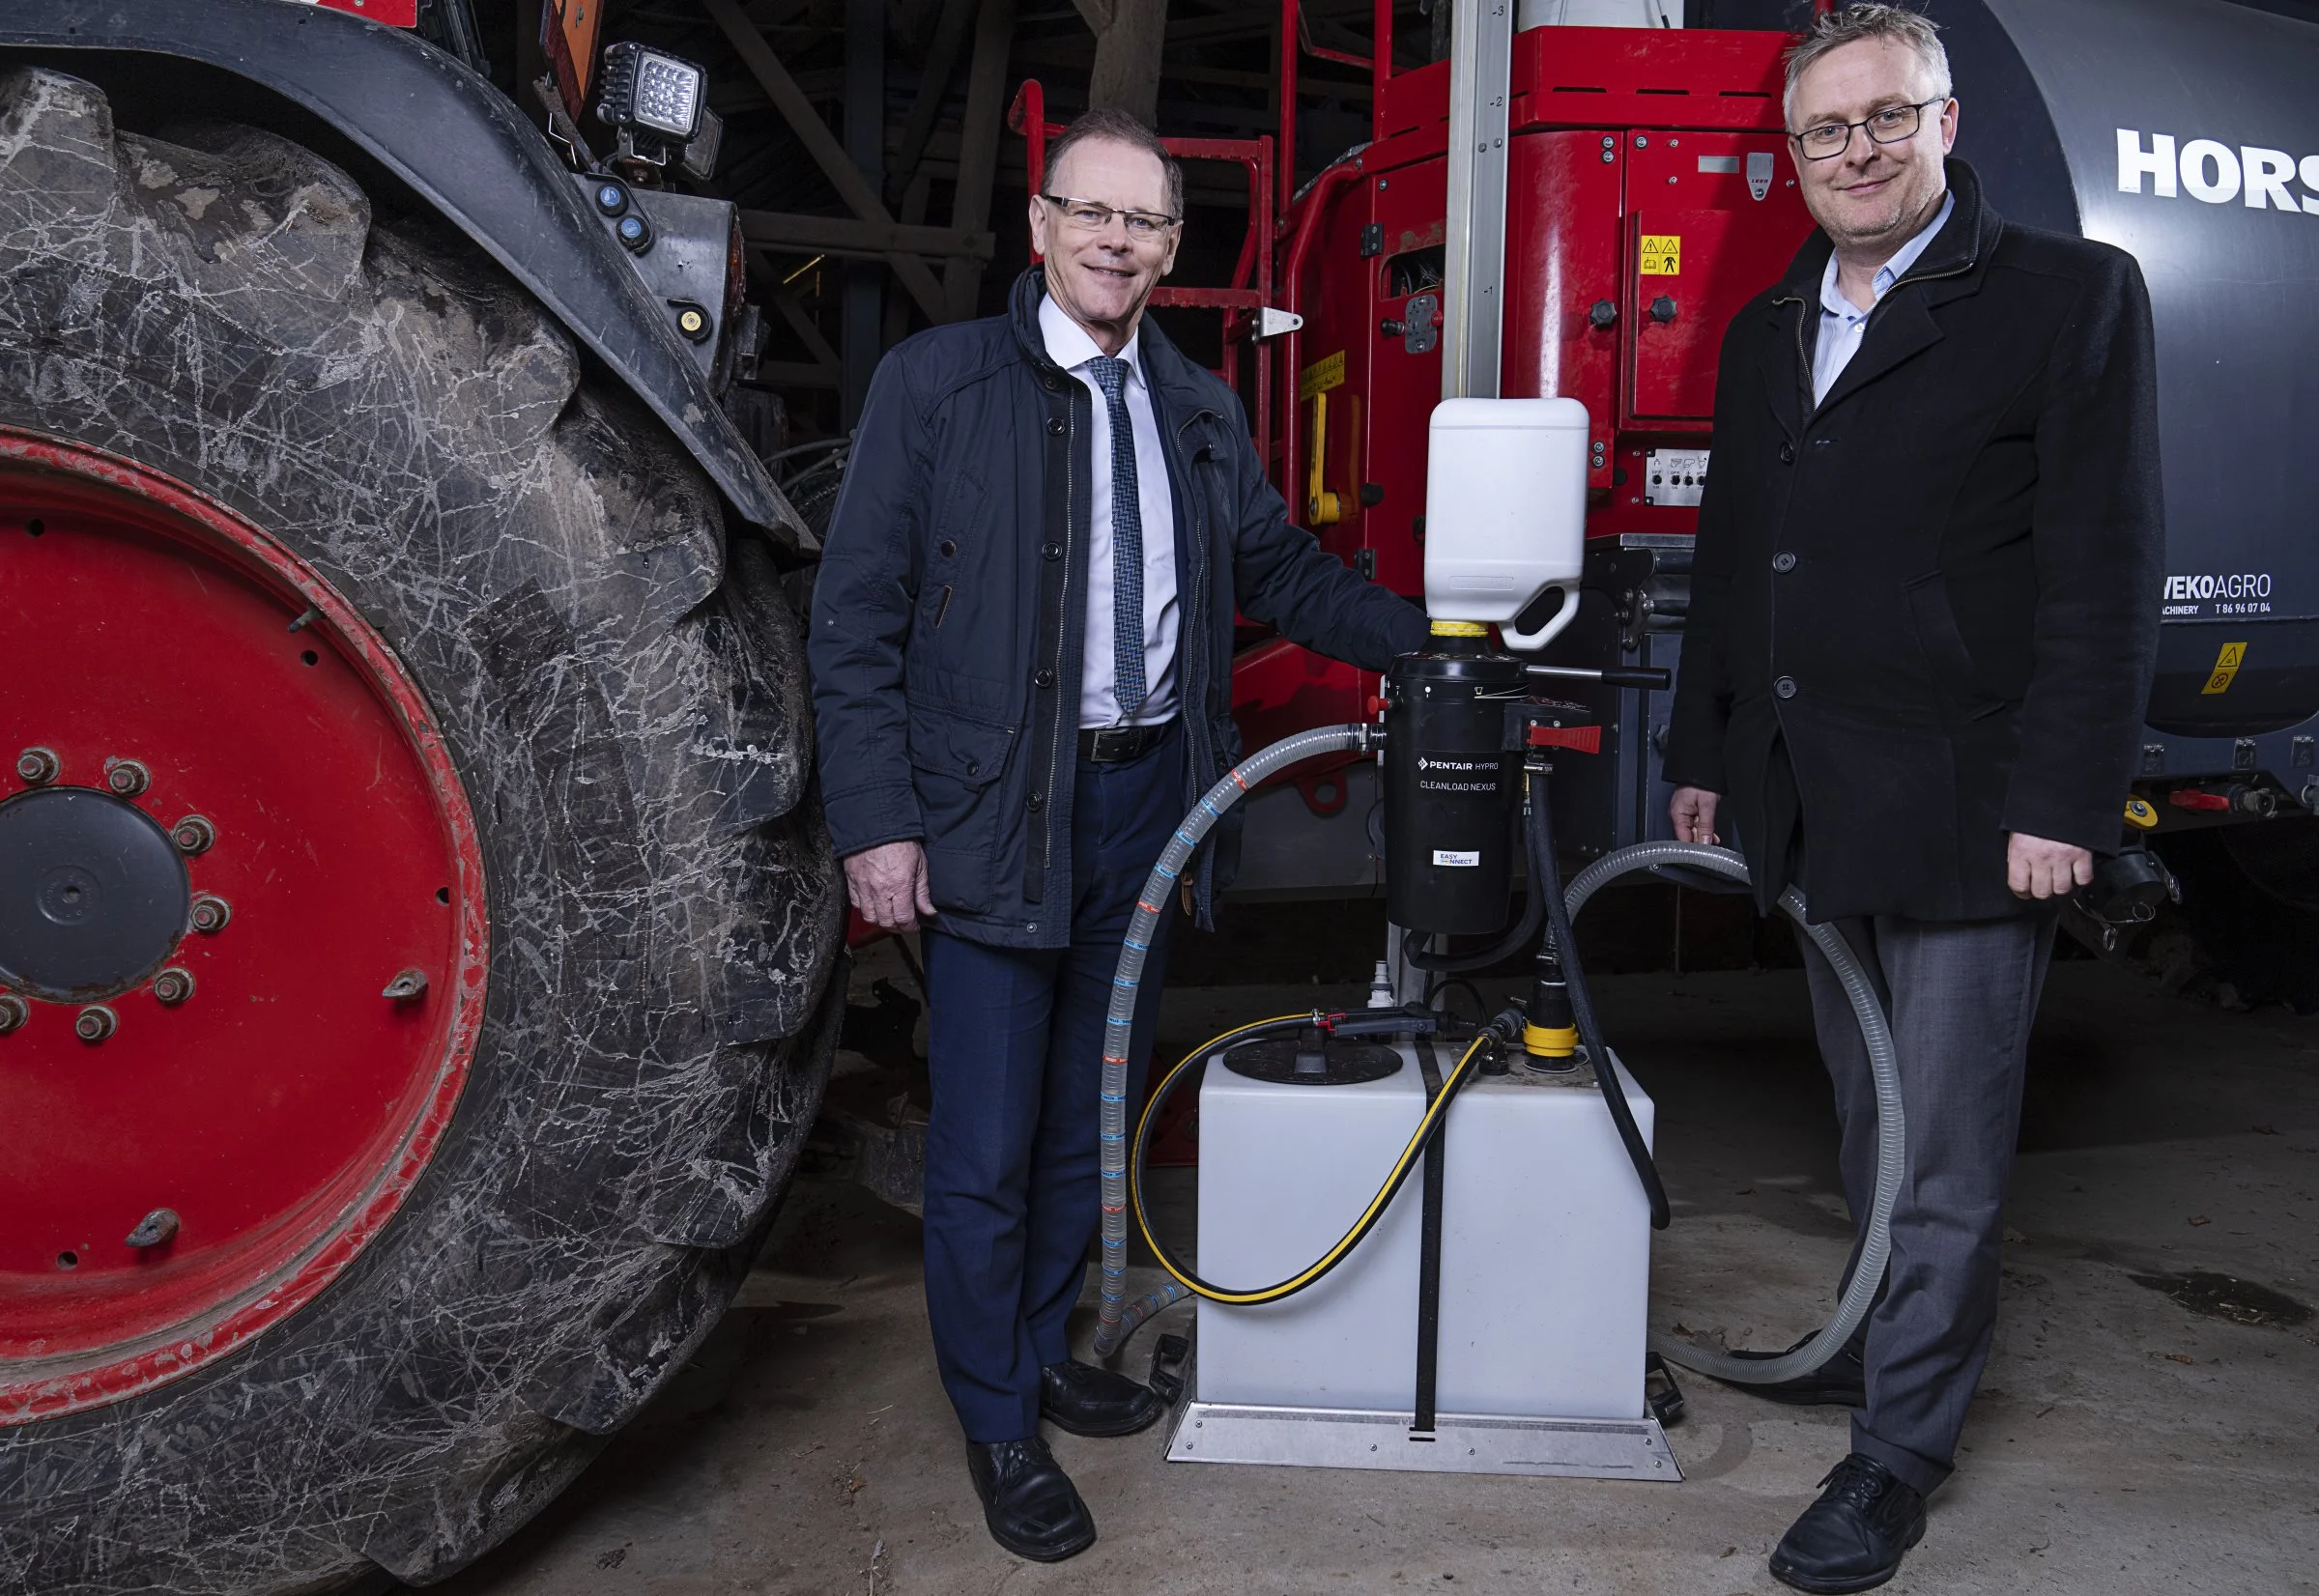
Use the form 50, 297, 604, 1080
1439, 0, 1512, 403
1392, 0, 1514, 1007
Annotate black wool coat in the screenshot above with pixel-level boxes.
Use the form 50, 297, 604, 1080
1662, 160, 2163, 923
810, 269, 1428, 949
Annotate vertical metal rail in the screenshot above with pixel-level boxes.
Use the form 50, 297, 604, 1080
1439, 0, 1512, 402
1392, 0, 1516, 1006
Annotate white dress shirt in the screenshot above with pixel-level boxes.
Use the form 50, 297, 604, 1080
1812, 191, 1955, 407
1040, 293, 1181, 728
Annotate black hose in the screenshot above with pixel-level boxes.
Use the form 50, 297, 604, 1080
1405, 772, 1549, 974
1532, 777, 1672, 1230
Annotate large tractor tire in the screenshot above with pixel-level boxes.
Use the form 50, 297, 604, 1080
0, 67, 844, 1593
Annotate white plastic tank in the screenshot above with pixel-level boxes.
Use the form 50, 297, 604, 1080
1517, 0, 1682, 25
1421, 397, 1590, 650
1195, 1044, 1655, 1420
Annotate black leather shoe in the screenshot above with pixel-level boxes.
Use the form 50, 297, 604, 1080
964, 1438, 1096, 1562
1039, 1358, 1164, 1438
1769, 1453, 1927, 1594
1718, 1326, 1868, 1409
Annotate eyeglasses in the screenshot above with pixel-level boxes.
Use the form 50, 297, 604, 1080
1788, 96, 1949, 161
1039, 193, 1179, 242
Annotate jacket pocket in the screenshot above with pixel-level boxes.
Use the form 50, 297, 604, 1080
907, 701, 1018, 915
1903, 573, 2008, 723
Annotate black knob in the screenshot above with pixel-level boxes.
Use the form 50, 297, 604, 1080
1380, 318, 1406, 338
1588, 299, 1618, 329
1649, 296, 1677, 324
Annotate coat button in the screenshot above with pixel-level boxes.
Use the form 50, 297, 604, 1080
938, 538, 958, 557
1778, 442, 1796, 465
1027, 791, 1045, 812
963, 758, 979, 775
1042, 541, 1063, 561
1774, 675, 1798, 699
1772, 552, 1796, 573
1047, 416, 1067, 436
1034, 669, 1056, 688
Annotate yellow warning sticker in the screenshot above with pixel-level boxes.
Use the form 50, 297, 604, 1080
1640, 235, 1682, 275
2201, 641, 2247, 695
1298, 349, 1346, 402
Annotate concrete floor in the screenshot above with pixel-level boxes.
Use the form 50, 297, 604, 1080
438, 947, 2319, 1596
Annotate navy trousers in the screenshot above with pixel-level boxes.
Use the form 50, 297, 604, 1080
1798, 910, 2056, 1496
919, 725, 1183, 1442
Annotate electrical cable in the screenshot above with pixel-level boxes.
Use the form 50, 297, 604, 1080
1128, 1031, 1492, 1306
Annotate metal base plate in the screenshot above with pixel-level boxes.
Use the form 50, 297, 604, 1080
1166, 1397, 1681, 1482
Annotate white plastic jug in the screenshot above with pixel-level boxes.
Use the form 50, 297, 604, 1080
1421, 397, 1591, 651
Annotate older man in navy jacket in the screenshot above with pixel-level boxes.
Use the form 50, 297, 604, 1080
810, 107, 1426, 1561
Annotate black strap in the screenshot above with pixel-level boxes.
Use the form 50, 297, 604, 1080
1412, 1031, 1446, 1437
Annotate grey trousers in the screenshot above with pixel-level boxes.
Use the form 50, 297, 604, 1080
1797, 909, 2057, 1496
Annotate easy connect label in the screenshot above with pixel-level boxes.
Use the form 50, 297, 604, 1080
1640, 235, 1681, 274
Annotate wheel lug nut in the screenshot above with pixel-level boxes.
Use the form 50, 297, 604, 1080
152, 967, 196, 1006
15, 746, 59, 784
0, 994, 26, 1035
170, 814, 215, 855
188, 895, 232, 934
104, 757, 151, 797
125, 1208, 182, 1248
75, 1004, 118, 1043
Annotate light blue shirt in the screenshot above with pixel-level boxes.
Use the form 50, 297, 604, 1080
1039, 293, 1180, 728
1812, 191, 1954, 407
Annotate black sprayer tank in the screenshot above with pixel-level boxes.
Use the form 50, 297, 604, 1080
1384, 648, 1528, 936
1931, 0, 2319, 737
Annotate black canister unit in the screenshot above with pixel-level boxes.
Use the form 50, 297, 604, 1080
1383, 630, 1529, 936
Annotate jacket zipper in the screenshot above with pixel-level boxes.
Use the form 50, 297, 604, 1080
1042, 391, 1077, 926
1168, 407, 1218, 916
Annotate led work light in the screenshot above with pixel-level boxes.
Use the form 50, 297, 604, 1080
596, 42, 725, 179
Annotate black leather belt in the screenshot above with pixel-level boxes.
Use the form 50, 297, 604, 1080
1077, 722, 1171, 763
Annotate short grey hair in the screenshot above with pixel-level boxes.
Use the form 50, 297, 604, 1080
1783, 4, 1953, 128
1044, 107, 1185, 221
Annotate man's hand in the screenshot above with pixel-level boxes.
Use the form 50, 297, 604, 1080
2007, 833, 2093, 900
846, 840, 936, 931
1670, 785, 1722, 845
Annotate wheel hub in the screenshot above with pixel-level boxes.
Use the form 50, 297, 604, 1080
0, 787, 191, 1000
0, 430, 487, 1422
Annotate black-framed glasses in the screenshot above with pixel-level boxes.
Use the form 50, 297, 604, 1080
1788, 96, 1949, 160
1039, 193, 1179, 241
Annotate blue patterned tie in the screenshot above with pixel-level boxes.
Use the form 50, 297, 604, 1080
1086, 356, 1147, 721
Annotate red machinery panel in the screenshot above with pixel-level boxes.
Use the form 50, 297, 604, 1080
1623, 130, 1808, 423
1354, 158, 1448, 598
1504, 129, 1627, 495
313, 0, 421, 24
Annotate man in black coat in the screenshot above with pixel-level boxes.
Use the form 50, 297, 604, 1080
810, 109, 1427, 1562
1662, 7, 2162, 1591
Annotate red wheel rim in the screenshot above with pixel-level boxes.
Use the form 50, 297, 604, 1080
0, 430, 487, 1422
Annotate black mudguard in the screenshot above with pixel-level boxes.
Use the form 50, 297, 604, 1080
0, 0, 807, 547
